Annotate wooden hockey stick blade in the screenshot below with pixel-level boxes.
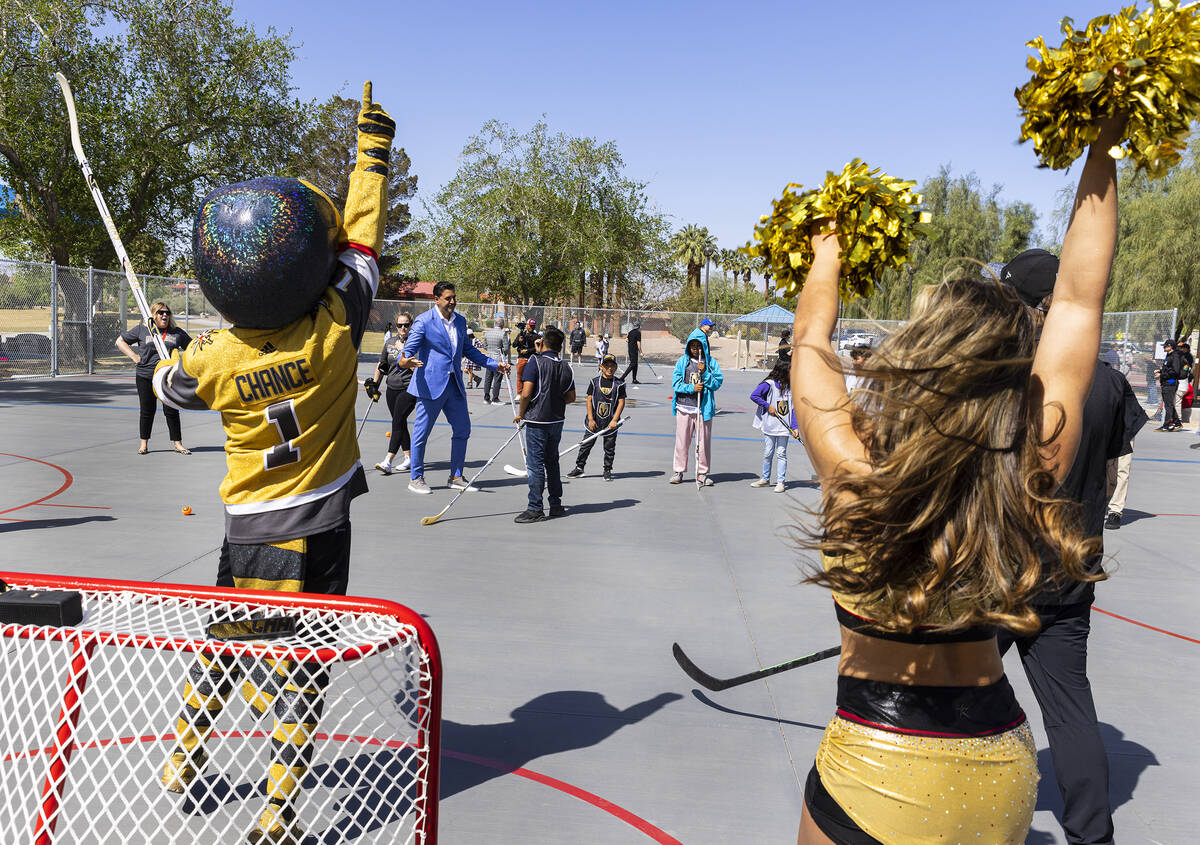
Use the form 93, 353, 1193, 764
671, 642, 841, 691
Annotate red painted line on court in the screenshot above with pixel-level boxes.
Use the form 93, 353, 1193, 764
0, 453, 74, 516
1093, 606, 1200, 644
444, 749, 682, 843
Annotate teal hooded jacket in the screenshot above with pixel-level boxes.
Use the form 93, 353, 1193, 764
672, 328, 723, 420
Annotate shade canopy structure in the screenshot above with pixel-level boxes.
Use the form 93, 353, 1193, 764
731, 304, 794, 325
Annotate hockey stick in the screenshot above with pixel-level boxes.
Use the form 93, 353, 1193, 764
357, 386, 380, 439
644, 360, 663, 380
54, 73, 167, 361
671, 642, 841, 691
503, 371, 529, 478
421, 423, 525, 526
559, 416, 629, 458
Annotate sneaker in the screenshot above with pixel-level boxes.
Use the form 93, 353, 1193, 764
698, 474, 714, 487
1155, 425, 1171, 431
750, 479, 770, 488
514, 509, 545, 524
375, 461, 393, 475
603, 469, 613, 482
483, 399, 492, 406
774, 482, 786, 493
398, 455, 411, 470
548, 505, 566, 518
408, 477, 432, 495
161, 748, 208, 794
566, 467, 584, 478
669, 472, 683, 484
1104, 512, 1121, 530
448, 475, 477, 492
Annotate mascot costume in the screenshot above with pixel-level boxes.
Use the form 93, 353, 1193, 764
152, 82, 393, 843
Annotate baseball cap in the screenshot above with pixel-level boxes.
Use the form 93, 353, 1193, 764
527, 318, 535, 326
1000, 249, 1058, 307
699, 318, 715, 328
601, 353, 617, 366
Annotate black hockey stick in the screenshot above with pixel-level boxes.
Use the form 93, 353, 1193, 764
671, 642, 841, 691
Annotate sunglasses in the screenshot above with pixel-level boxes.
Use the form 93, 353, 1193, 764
155, 310, 171, 317
396, 323, 412, 328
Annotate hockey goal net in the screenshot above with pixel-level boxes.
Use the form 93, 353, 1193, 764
0, 571, 441, 844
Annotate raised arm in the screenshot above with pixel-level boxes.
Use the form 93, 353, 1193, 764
1033, 115, 1123, 480
790, 229, 871, 480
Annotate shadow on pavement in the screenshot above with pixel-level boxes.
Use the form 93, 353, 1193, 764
690, 689, 826, 731
1117, 508, 1156, 526
439, 690, 682, 800
560, 498, 639, 515
0, 378, 130, 405
0, 515, 115, 533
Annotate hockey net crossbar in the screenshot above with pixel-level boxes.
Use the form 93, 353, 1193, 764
0, 571, 441, 844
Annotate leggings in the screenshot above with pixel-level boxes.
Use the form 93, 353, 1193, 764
386, 386, 417, 454
136, 375, 181, 441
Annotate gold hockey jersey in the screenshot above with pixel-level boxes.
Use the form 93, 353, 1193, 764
154, 250, 378, 543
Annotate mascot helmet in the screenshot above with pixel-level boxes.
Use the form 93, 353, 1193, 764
193, 176, 342, 329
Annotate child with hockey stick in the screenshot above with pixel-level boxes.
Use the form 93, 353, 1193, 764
750, 357, 796, 492
567, 352, 626, 481
670, 329, 723, 485
152, 82, 394, 844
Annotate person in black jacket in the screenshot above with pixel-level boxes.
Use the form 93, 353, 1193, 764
997, 250, 1147, 845
1155, 338, 1183, 431
367, 311, 420, 474
115, 301, 192, 455
514, 319, 539, 393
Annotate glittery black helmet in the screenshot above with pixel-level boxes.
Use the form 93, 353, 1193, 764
193, 177, 342, 329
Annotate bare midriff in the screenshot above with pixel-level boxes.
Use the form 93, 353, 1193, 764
836, 627, 1004, 687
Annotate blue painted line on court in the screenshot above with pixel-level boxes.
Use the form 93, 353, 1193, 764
6, 399, 1200, 455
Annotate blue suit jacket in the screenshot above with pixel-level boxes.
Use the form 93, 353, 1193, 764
404, 308, 496, 400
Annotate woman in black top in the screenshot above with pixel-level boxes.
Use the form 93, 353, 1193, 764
115, 301, 191, 455
369, 312, 420, 475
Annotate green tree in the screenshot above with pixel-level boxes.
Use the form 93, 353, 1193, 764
290, 95, 418, 279
668, 224, 714, 290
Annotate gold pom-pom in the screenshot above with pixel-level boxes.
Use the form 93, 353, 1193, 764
741, 159, 930, 301
1016, 1, 1200, 177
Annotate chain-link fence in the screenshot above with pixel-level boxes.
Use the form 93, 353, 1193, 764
0, 258, 1183, 406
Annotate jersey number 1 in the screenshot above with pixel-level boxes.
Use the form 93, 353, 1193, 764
264, 400, 301, 470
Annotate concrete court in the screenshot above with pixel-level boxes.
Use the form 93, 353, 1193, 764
0, 365, 1196, 845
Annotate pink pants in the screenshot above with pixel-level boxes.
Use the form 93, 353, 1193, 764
674, 411, 711, 474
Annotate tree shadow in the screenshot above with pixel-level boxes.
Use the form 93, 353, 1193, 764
0, 515, 115, 533
439, 689, 682, 800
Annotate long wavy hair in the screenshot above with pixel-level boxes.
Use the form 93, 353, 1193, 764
800, 274, 1101, 634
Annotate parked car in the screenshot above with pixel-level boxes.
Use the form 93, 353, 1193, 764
838, 332, 876, 351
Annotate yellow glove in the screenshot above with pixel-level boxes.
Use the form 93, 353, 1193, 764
342, 81, 394, 255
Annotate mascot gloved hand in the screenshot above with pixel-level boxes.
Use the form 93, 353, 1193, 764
342, 81, 395, 257
363, 377, 381, 402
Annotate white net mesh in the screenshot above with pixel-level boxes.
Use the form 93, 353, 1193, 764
0, 579, 438, 844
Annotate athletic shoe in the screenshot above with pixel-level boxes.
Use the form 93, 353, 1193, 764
566, 467, 584, 478
1190, 441, 1200, 449
632, 385, 640, 389
774, 482, 786, 493
549, 505, 566, 518
1104, 512, 1121, 530
698, 474, 714, 487
448, 475, 478, 492
750, 479, 770, 488
603, 470, 613, 482
375, 461, 393, 476
514, 509, 545, 523
669, 472, 683, 484
1155, 425, 1172, 431
161, 747, 207, 794
483, 399, 492, 405
408, 478, 432, 495
398, 455, 411, 470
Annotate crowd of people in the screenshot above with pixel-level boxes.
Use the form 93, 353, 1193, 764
102, 74, 1192, 845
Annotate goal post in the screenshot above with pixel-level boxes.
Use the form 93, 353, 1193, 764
0, 571, 441, 844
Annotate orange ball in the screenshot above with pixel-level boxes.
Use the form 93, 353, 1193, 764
385, 431, 391, 437
181, 506, 192, 516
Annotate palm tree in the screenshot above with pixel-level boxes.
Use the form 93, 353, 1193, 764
668, 224, 716, 290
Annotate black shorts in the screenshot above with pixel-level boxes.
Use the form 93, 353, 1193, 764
217, 522, 351, 596
570, 344, 584, 354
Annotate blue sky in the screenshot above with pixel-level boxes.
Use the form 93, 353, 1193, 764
238, 0, 1125, 255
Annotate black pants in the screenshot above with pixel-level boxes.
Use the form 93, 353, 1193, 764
1161, 383, 1180, 426
997, 602, 1114, 845
619, 356, 639, 383
136, 374, 181, 441
385, 386, 417, 454
576, 425, 617, 471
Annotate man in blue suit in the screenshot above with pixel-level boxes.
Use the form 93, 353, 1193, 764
403, 282, 510, 494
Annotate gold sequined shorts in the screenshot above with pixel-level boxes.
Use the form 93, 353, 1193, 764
810, 675, 1038, 845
